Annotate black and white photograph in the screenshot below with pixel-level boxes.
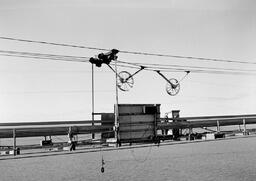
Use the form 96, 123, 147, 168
0, 0, 256, 180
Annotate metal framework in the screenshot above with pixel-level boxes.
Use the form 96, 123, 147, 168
1, 114, 256, 138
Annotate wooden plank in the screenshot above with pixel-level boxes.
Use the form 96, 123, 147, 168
119, 121, 155, 126
119, 130, 154, 139
118, 104, 160, 114
119, 124, 154, 132
119, 115, 154, 124
118, 105, 144, 114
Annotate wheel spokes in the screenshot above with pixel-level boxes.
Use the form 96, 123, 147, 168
117, 71, 134, 91
166, 78, 180, 96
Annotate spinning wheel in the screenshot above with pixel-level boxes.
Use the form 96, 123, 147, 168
166, 78, 180, 96
107, 65, 144, 92
117, 71, 134, 91
156, 71, 186, 96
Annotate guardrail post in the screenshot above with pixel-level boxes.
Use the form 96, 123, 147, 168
217, 120, 220, 133
13, 129, 16, 156
243, 119, 247, 135
188, 127, 192, 141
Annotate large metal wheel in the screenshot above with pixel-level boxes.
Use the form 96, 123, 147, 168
117, 71, 134, 91
166, 78, 180, 96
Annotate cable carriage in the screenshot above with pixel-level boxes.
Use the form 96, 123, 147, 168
90, 49, 190, 96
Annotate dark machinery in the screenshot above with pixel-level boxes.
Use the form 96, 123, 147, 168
90, 49, 144, 92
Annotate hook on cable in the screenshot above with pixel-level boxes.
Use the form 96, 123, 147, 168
101, 156, 105, 173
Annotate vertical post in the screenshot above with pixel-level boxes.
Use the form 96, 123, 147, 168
217, 120, 220, 133
188, 127, 192, 141
243, 118, 247, 135
13, 129, 16, 156
153, 111, 158, 143
92, 63, 95, 139
114, 59, 119, 146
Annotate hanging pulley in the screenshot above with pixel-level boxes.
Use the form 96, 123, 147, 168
156, 70, 190, 96
108, 65, 145, 91
117, 71, 134, 91
165, 78, 180, 96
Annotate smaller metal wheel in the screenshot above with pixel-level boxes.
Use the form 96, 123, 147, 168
166, 78, 180, 96
117, 71, 134, 91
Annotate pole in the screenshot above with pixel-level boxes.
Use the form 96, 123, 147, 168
13, 129, 16, 156
188, 127, 192, 141
243, 118, 247, 135
217, 120, 220, 133
92, 63, 95, 139
114, 59, 119, 146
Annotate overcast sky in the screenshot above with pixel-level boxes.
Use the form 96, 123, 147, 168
0, 0, 256, 122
